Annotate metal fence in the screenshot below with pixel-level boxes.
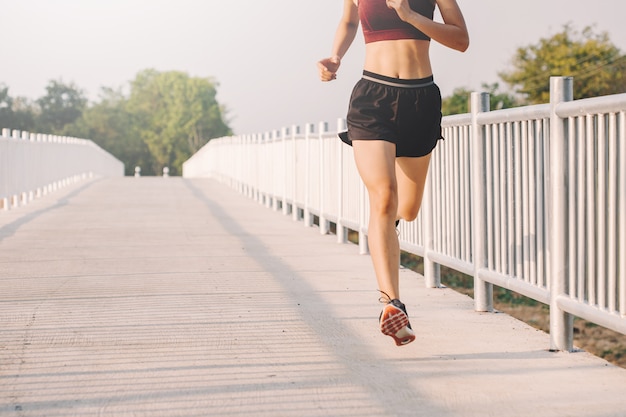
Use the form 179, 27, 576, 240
183, 77, 626, 351
0, 128, 124, 210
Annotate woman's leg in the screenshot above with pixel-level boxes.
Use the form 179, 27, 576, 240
352, 140, 400, 299
395, 154, 432, 222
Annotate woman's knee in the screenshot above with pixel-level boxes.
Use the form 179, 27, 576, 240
369, 184, 398, 217
399, 207, 420, 222
397, 195, 424, 221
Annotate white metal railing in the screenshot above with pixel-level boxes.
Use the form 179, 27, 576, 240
0, 128, 124, 209
182, 77, 626, 351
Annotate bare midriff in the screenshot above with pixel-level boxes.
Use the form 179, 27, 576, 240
363, 39, 432, 79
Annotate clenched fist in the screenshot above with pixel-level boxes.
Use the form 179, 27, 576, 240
317, 56, 341, 82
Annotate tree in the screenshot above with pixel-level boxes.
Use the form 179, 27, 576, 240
65, 87, 152, 176
442, 87, 471, 116
126, 69, 231, 175
499, 25, 626, 103
0, 84, 13, 129
36, 79, 88, 133
0, 84, 37, 132
442, 83, 520, 115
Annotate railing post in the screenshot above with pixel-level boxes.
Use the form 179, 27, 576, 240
304, 123, 314, 227
291, 125, 300, 222
471, 92, 493, 311
620, 111, 626, 319
246, 133, 257, 200
241, 135, 248, 196
549, 76, 574, 351
271, 130, 280, 211
248, 135, 253, 197
422, 153, 439, 287
263, 132, 272, 208
319, 121, 330, 235
336, 118, 348, 244
359, 178, 369, 255
1, 129, 7, 210
254, 133, 262, 203
422, 123, 439, 287
240, 135, 247, 196
281, 126, 290, 216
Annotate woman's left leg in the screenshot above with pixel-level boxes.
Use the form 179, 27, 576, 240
395, 154, 432, 222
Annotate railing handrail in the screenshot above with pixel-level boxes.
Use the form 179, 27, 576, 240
1, 128, 124, 209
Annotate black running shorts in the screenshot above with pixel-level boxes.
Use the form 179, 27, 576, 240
339, 70, 443, 157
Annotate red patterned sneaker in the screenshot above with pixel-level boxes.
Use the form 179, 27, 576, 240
379, 297, 416, 346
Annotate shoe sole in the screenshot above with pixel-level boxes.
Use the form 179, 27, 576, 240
380, 304, 416, 346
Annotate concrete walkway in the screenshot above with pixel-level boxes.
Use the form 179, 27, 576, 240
1, 177, 625, 417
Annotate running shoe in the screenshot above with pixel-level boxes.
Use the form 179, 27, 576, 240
379, 297, 416, 346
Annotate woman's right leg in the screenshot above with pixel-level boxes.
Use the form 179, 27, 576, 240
351, 139, 400, 299
352, 139, 417, 346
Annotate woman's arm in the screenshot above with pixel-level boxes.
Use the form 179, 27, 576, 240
318, 0, 360, 82
388, 0, 469, 52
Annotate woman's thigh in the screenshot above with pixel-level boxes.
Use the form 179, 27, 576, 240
352, 140, 398, 209
395, 154, 432, 219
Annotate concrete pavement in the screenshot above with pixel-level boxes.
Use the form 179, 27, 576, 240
1, 177, 625, 417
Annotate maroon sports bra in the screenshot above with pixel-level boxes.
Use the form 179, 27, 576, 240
358, 0, 435, 44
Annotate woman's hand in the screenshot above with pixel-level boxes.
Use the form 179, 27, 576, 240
386, 0, 413, 22
387, 0, 469, 52
317, 55, 342, 82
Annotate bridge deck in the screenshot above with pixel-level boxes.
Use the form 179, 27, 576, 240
1, 177, 625, 417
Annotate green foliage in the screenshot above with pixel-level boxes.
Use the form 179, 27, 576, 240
126, 70, 231, 175
0, 85, 12, 125
1, 70, 231, 176
36, 79, 87, 133
64, 87, 152, 176
441, 87, 471, 115
0, 84, 36, 131
499, 24, 626, 103
494, 288, 539, 306
441, 83, 520, 115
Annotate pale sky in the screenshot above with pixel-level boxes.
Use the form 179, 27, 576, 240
2, 0, 625, 135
